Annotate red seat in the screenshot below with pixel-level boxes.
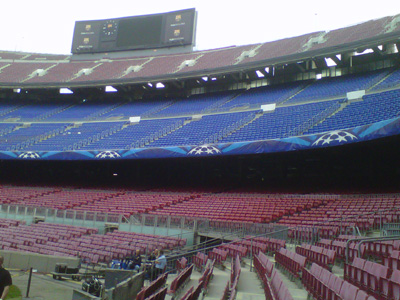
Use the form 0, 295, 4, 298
332, 276, 345, 300
317, 268, 334, 300
339, 280, 359, 300
392, 250, 400, 270
389, 269, 400, 300
360, 260, 375, 289
367, 262, 389, 294
345, 256, 365, 284
355, 289, 376, 300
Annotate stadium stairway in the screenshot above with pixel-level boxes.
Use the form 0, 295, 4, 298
163, 258, 267, 300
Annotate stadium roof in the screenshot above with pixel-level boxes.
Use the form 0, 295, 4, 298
0, 13, 399, 89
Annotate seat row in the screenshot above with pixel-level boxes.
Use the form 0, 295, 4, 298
219, 244, 248, 259
136, 272, 168, 300
168, 265, 193, 296
302, 262, 376, 300
295, 244, 336, 270
264, 269, 294, 300
179, 280, 203, 300
275, 248, 307, 279
344, 256, 390, 299
253, 251, 274, 279
315, 237, 366, 262
383, 250, 400, 271
208, 248, 228, 265
242, 236, 286, 254
193, 252, 208, 271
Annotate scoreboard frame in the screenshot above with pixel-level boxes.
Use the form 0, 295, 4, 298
71, 8, 197, 54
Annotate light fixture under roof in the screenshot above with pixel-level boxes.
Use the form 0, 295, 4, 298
105, 85, 118, 93
324, 58, 337, 67
256, 70, 265, 78
59, 88, 73, 94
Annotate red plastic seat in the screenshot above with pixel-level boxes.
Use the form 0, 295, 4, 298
329, 274, 344, 300
368, 263, 389, 294
389, 269, 400, 300
339, 280, 359, 300
355, 289, 374, 300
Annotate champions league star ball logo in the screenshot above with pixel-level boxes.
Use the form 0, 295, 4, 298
95, 151, 121, 159
312, 130, 358, 146
18, 152, 40, 159
188, 145, 221, 155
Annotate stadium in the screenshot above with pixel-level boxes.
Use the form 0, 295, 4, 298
1, 7, 400, 300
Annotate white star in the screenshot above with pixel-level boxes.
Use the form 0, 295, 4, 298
337, 135, 348, 142
205, 148, 214, 154
322, 136, 333, 145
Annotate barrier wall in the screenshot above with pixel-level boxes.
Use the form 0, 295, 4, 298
105, 271, 144, 300
1, 250, 79, 273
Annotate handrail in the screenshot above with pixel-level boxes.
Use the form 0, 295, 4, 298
345, 235, 400, 264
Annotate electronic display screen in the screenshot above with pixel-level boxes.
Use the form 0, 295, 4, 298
71, 8, 196, 54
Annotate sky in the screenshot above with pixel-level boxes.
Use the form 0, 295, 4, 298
0, 0, 398, 55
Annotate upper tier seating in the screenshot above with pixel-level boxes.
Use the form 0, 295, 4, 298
307, 89, 400, 134
220, 100, 339, 142
0, 68, 399, 152
286, 70, 388, 104
372, 68, 400, 91
0, 123, 71, 151
147, 111, 255, 147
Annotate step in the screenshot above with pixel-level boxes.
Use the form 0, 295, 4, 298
236, 267, 265, 300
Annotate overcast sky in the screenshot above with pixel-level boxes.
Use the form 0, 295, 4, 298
0, 0, 398, 54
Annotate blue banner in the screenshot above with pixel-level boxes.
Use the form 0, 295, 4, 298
1, 116, 399, 161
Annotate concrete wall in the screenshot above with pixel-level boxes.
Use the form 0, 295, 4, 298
105, 271, 144, 300
1, 250, 79, 273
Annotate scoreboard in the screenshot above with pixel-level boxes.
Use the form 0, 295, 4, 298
71, 8, 196, 54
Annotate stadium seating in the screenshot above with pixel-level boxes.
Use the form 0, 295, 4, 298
275, 248, 307, 279
0, 221, 185, 264
168, 264, 193, 296
176, 257, 188, 273
303, 262, 378, 300
207, 248, 228, 265
295, 244, 336, 269
253, 252, 274, 278
383, 250, 400, 270
0, 72, 399, 152
380, 269, 400, 300
193, 252, 208, 271
136, 272, 168, 300
344, 257, 390, 298
266, 269, 294, 300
